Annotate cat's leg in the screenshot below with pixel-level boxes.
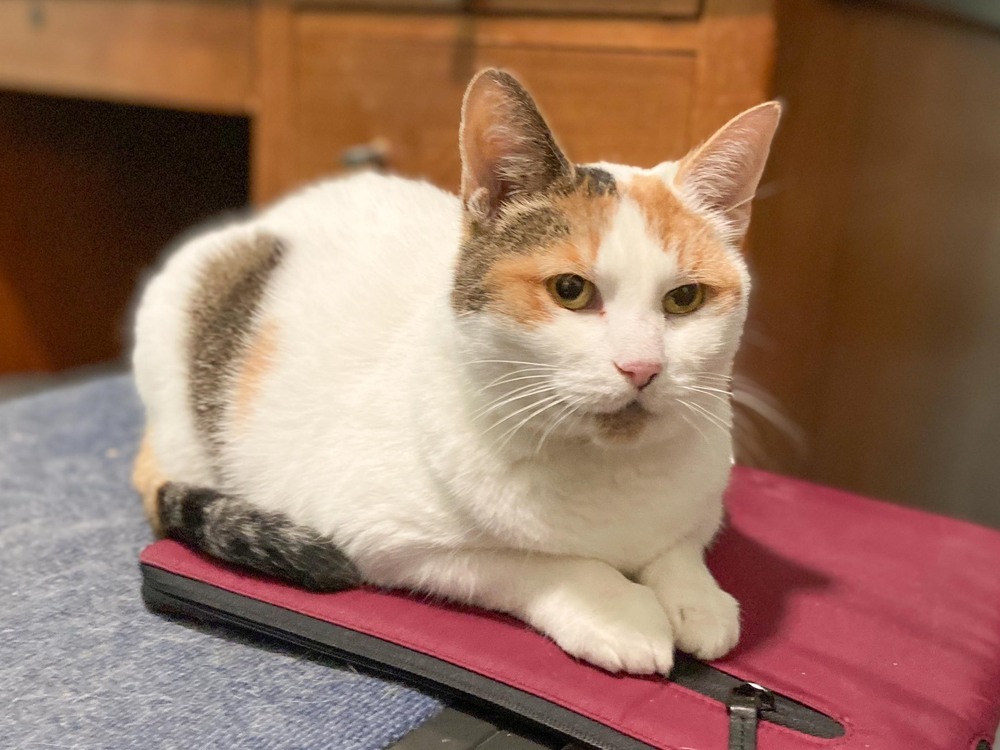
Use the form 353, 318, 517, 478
133, 428, 167, 535
637, 541, 740, 660
366, 550, 676, 675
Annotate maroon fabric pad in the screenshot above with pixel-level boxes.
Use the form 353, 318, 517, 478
140, 467, 1000, 749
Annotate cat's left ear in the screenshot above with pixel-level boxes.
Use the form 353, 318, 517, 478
675, 101, 782, 239
460, 69, 573, 222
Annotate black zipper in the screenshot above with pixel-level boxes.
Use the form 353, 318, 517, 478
726, 682, 776, 750
669, 655, 842, 740
141, 565, 843, 749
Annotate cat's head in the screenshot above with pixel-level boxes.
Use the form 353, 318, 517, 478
452, 69, 779, 451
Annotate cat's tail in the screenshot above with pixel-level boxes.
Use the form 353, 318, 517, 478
156, 482, 361, 592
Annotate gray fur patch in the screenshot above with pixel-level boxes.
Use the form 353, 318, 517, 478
450, 164, 617, 316
575, 166, 618, 197
452, 203, 571, 314
187, 232, 285, 455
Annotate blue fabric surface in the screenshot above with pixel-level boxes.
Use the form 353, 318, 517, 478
0, 374, 442, 749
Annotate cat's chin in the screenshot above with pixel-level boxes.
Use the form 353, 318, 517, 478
588, 401, 652, 447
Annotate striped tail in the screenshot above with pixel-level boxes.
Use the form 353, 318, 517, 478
157, 483, 361, 592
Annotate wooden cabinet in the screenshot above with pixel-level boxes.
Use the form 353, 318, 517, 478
0, 0, 775, 373
290, 13, 698, 192
0, 0, 254, 114
253, 1, 775, 201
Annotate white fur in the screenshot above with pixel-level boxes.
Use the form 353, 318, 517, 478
134, 166, 750, 675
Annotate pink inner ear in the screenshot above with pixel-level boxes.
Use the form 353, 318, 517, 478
459, 69, 570, 216
677, 102, 781, 235
460, 84, 504, 205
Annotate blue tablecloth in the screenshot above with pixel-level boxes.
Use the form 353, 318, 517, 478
0, 374, 441, 749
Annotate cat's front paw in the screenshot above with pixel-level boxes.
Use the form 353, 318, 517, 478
530, 580, 675, 675
657, 584, 740, 661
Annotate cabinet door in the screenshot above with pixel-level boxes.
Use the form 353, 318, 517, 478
292, 13, 696, 193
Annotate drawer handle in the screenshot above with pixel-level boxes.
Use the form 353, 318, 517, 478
29, 1, 46, 29
340, 139, 391, 171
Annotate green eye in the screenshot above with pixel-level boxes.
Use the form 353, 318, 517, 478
546, 274, 595, 311
663, 283, 705, 315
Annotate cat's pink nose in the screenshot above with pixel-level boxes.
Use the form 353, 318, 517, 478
615, 361, 662, 390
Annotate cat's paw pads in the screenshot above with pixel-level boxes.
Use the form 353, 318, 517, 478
662, 586, 740, 661
537, 584, 675, 675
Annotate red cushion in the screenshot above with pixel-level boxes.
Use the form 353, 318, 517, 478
141, 467, 1000, 749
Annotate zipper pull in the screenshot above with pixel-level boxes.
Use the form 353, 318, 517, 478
726, 682, 776, 750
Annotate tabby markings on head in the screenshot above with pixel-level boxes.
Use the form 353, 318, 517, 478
575, 165, 618, 199
452, 166, 618, 324
188, 232, 285, 456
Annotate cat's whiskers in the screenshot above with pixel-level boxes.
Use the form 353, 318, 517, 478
533, 395, 587, 456
472, 383, 559, 421
481, 369, 553, 391
729, 375, 809, 466
492, 395, 567, 454
689, 373, 733, 387
732, 417, 770, 467
464, 359, 558, 370
482, 391, 564, 435
731, 376, 806, 449
680, 374, 808, 468
681, 385, 732, 408
675, 407, 713, 449
676, 398, 730, 438
686, 399, 732, 433
686, 384, 731, 396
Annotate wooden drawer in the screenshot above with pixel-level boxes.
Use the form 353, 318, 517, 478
471, 0, 700, 18
292, 13, 696, 192
300, 0, 701, 18
0, 0, 253, 114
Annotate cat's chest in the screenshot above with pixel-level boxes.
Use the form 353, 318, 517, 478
465, 450, 724, 570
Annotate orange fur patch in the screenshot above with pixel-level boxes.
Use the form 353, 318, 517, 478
624, 174, 743, 310
233, 320, 279, 425
483, 188, 616, 327
486, 242, 584, 326
555, 189, 617, 268
133, 429, 166, 535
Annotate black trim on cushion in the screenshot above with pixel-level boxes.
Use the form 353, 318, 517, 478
140, 564, 843, 748
141, 565, 649, 750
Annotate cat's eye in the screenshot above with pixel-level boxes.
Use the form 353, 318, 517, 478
663, 283, 705, 315
546, 274, 595, 311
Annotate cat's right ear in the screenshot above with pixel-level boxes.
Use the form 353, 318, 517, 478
460, 69, 572, 222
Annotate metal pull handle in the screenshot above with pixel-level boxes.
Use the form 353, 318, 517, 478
28, 1, 47, 28
727, 682, 775, 750
339, 138, 391, 171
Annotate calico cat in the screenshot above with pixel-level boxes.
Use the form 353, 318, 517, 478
132, 69, 780, 675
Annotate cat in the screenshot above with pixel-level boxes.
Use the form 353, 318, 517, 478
132, 68, 780, 676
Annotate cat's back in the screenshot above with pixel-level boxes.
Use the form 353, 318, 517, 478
261, 171, 460, 302
138, 171, 460, 367
260, 171, 460, 266
133, 172, 460, 481
255, 171, 461, 376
